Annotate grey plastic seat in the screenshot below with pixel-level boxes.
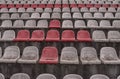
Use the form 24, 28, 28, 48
90, 7, 98, 12
62, 8, 70, 12
1, 13, 10, 19
36, 74, 56, 79
63, 74, 83, 79
1, 30, 15, 41
80, 47, 101, 64
73, 13, 82, 19
13, 20, 24, 28
21, 13, 30, 19
27, 1, 33, 4
53, 8, 61, 12
62, 13, 71, 19
35, 8, 43, 12
18, 46, 39, 63
113, 1, 119, 4
62, 20, 73, 28
34, 1, 40, 4
113, 20, 120, 28
37, 20, 48, 28
117, 8, 120, 12
90, 74, 110, 79
0, 46, 20, 63
100, 20, 111, 28
104, 13, 114, 18
87, 20, 98, 28
60, 47, 79, 64
31, 13, 40, 18
99, 7, 107, 12
44, 8, 52, 12
51, 13, 61, 19
98, 1, 104, 4
41, 13, 50, 19
11, 13, 20, 19
9, 8, 17, 12
25, 20, 36, 28
115, 13, 120, 18
14, 1, 19, 4
100, 47, 120, 64
108, 31, 120, 42
1, 20, 12, 27
10, 73, 30, 79
94, 13, 104, 18
0, 73, 5, 79
26, 8, 34, 12
18, 8, 25, 12
81, 7, 89, 12
83, 13, 93, 18
71, 8, 79, 12
75, 20, 86, 28
0, 8, 8, 12
20, 1, 26, 4
108, 7, 116, 12
92, 30, 108, 42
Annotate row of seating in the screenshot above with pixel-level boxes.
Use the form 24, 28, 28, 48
1, 20, 119, 29
0, 46, 120, 64
0, 73, 115, 79
0, 12, 120, 19
0, 4, 119, 8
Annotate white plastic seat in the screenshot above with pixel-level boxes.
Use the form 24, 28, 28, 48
73, 13, 82, 19
75, 20, 86, 28
11, 13, 20, 19
104, 13, 114, 18
1, 13, 10, 19
37, 20, 48, 28
10, 73, 30, 79
0, 46, 20, 63
115, 13, 120, 18
62, 20, 73, 28
100, 47, 120, 64
90, 74, 110, 79
71, 8, 79, 12
108, 31, 120, 42
99, 7, 107, 12
13, 20, 24, 28
18, 46, 39, 63
25, 20, 36, 28
21, 13, 30, 19
14, 1, 19, 4
63, 74, 83, 79
36, 74, 56, 79
100, 20, 111, 28
83, 13, 93, 18
18, 8, 25, 12
1, 20, 12, 27
94, 13, 103, 18
41, 13, 50, 19
108, 7, 116, 12
53, 8, 61, 12
117, 8, 120, 12
51, 13, 61, 19
31, 13, 40, 18
87, 20, 98, 28
92, 30, 108, 42
113, 20, 120, 28
81, 7, 89, 12
0, 73, 5, 79
0, 8, 8, 12
90, 7, 98, 12
1, 30, 15, 41
81, 47, 101, 64
26, 8, 34, 12
62, 8, 70, 12
44, 8, 52, 12
62, 13, 71, 19
60, 47, 79, 64
35, 8, 43, 12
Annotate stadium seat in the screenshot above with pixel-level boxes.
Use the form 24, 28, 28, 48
62, 20, 73, 28
74, 20, 86, 28
73, 13, 82, 19
0, 4, 7, 8
80, 47, 101, 64
35, 8, 43, 12
87, 20, 98, 28
36, 74, 56, 79
26, 8, 34, 12
8, 4, 14, 8
39, 47, 58, 64
104, 13, 114, 18
30, 30, 44, 41
99, 7, 107, 12
115, 13, 120, 18
62, 7, 70, 12
49, 20, 60, 28
100, 20, 111, 28
53, 8, 61, 12
1, 20, 12, 28
92, 30, 108, 42
117, 8, 120, 12
10, 73, 30, 79
1, 30, 15, 41
18, 46, 39, 63
60, 47, 79, 64
51, 13, 61, 19
1, 13, 10, 19
37, 20, 48, 28
31, 4, 38, 8
9, 8, 17, 12
61, 30, 75, 41
13, 20, 24, 28
110, 4, 118, 8
54, 4, 61, 8
100, 47, 120, 64
0, 46, 20, 63
83, 13, 93, 18
81, 7, 89, 12
94, 4, 101, 8
38, 4, 46, 8
0, 73, 5, 79
46, 4, 54, 8
102, 4, 109, 8
14, 30, 30, 41
71, 8, 79, 12
18, 8, 25, 12
21, 13, 30, 19
31, 13, 40, 18
23, 4, 30, 8
90, 74, 110, 79
16, 4, 22, 8
46, 30, 60, 41
11, 13, 19, 19
63, 74, 83, 79
62, 13, 71, 19
0, 8, 8, 12
41, 13, 50, 19
113, 20, 120, 28
77, 30, 92, 42
62, 4, 69, 8
25, 20, 36, 28
94, 13, 104, 18
108, 31, 120, 42
108, 7, 116, 12
44, 8, 52, 12
78, 4, 85, 8
86, 4, 94, 8
90, 7, 98, 12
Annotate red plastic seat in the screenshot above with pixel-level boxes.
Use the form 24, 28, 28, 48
70, 4, 77, 8
0, 4, 7, 8
49, 20, 60, 28
30, 30, 44, 41
94, 4, 101, 8
46, 30, 60, 41
62, 4, 69, 8
38, 4, 46, 8
61, 30, 75, 42
14, 30, 30, 41
23, 4, 30, 8
8, 4, 14, 8
78, 4, 85, 8
77, 30, 92, 42
110, 4, 118, 8
46, 4, 53, 8
39, 47, 58, 64
86, 4, 94, 8
16, 4, 22, 8
54, 4, 61, 8
31, 4, 38, 8
102, 4, 109, 8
